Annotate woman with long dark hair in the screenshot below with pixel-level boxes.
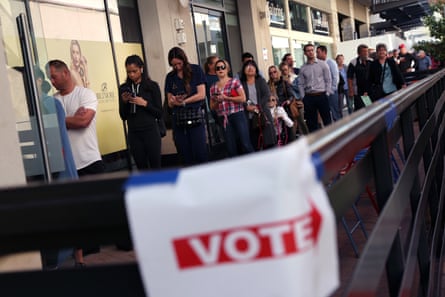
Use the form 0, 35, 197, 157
165, 46, 208, 165
119, 54, 163, 170
240, 60, 276, 150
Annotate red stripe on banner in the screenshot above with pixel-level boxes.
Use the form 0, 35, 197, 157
172, 200, 322, 269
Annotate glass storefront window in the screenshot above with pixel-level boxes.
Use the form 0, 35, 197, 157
271, 36, 289, 66
268, 0, 286, 29
311, 9, 330, 36
289, 1, 308, 32
192, 0, 223, 7
292, 40, 305, 67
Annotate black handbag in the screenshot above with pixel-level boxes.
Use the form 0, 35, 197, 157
156, 117, 167, 137
252, 110, 268, 130
175, 107, 203, 127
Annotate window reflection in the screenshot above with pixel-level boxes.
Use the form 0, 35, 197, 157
311, 9, 330, 36
271, 36, 289, 66
289, 1, 308, 32
268, 0, 286, 29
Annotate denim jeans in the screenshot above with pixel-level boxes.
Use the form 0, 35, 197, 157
223, 111, 254, 157
172, 121, 209, 166
328, 90, 342, 121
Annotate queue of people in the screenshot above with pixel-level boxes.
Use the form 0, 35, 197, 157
46, 41, 434, 176
37, 39, 436, 269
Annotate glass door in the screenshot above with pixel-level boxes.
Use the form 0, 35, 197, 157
192, 7, 228, 67
1, 0, 64, 182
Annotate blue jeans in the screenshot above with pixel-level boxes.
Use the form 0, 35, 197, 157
173, 121, 209, 166
222, 111, 254, 157
328, 90, 342, 121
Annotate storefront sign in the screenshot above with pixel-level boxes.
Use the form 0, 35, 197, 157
268, 1, 285, 28
312, 9, 330, 35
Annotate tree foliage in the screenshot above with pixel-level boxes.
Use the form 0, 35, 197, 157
414, 1, 445, 62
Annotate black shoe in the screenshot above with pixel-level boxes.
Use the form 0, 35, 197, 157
83, 246, 100, 256
74, 262, 86, 269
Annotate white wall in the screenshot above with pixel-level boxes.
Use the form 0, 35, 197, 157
336, 33, 405, 63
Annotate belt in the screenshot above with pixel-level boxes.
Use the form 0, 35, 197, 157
306, 92, 325, 96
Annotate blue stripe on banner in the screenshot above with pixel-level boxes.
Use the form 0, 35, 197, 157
124, 169, 179, 189
382, 99, 397, 130
311, 152, 324, 181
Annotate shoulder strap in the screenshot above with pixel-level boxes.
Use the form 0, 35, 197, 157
282, 79, 289, 100
380, 61, 387, 84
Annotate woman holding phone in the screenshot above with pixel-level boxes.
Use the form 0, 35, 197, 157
119, 55, 163, 170
165, 46, 208, 165
209, 59, 253, 157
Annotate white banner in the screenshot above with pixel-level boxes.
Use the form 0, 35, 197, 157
125, 138, 339, 297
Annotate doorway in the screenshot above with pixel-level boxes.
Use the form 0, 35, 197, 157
192, 7, 229, 67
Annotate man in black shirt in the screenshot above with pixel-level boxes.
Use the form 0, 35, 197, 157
347, 44, 372, 111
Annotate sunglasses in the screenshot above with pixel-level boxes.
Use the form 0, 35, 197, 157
269, 98, 276, 102
215, 65, 226, 71
269, 70, 277, 75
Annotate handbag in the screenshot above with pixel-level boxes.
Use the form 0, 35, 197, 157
288, 99, 301, 120
175, 107, 203, 127
252, 110, 268, 130
156, 117, 167, 138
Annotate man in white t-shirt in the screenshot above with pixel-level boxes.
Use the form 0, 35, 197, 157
47, 59, 104, 267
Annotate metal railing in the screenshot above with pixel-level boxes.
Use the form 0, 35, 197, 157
309, 69, 445, 297
0, 70, 444, 296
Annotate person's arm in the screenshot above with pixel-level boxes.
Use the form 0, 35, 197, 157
65, 107, 95, 129
322, 63, 332, 95
391, 60, 406, 89
298, 67, 305, 98
118, 86, 128, 121
329, 60, 339, 94
278, 107, 294, 127
346, 63, 355, 97
80, 56, 90, 88
223, 86, 246, 103
143, 81, 163, 118
183, 83, 205, 105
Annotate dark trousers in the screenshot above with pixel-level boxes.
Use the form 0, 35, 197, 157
303, 93, 332, 132
128, 128, 161, 170
173, 123, 208, 166
223, 112, 254, 157
77, 160, 105, 176
76, 159, 105, 254
353, 95, 366, 111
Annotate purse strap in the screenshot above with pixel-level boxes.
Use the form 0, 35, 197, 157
281, 79, 291, 101
380, 61, 387, 84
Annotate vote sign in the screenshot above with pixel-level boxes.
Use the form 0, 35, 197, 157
125, 138, 339, 297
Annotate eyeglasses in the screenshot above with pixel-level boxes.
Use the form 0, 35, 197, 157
269, 70, 277, 75
269, 98, 276, 102
215, 65, 226, 71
